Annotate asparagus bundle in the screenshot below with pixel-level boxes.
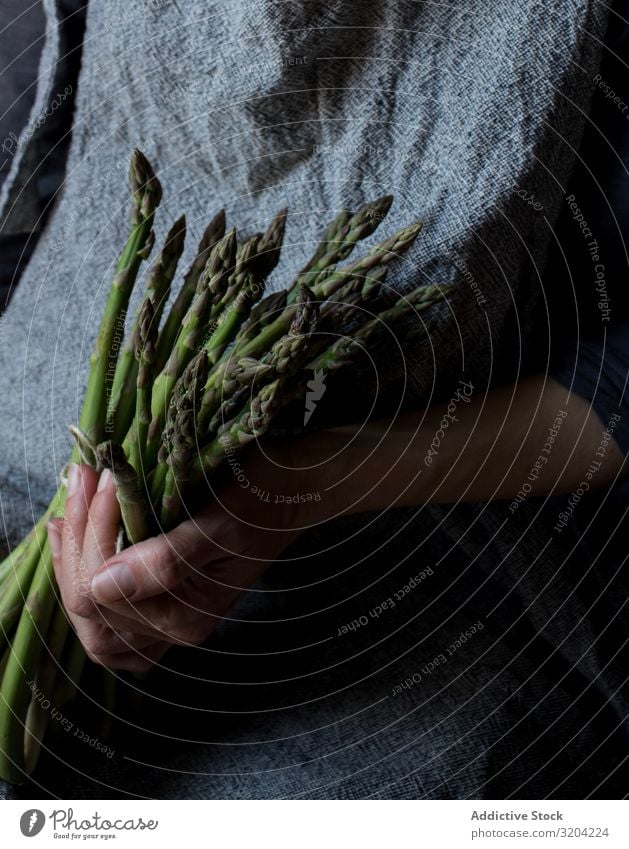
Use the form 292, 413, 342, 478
0, 151, 442, 783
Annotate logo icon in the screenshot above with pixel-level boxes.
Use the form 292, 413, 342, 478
304, 368, 327, 425
20, 810, 45, 837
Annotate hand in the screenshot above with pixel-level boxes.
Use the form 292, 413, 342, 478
47, 440, 321, 672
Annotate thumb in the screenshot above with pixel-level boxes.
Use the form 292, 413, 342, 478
90, 520, 217, 604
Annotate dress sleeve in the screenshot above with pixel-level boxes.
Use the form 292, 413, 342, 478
548, 321, 629, 456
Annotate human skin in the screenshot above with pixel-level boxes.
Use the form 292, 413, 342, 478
47, 374, 625, 671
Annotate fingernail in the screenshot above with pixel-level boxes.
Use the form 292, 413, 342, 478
97, 468, 113, 493
67, 463, 81, 496
47, 521, 62, 558
91, 562, 136, 603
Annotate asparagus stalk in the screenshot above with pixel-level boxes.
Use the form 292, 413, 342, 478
204, 210, 286, 363
127, 298, 158, 478
203, 357, 273, 439
310, 222, 422, 299
0, 521, 49, 644
196, 379, 283, 480
307, 283, 444, 373
203, 236, 262, 363
0, 542, 56, 784
0, 522, 42, 588
235, 289, 288, 347
255, 207, 288, 277
78, 150, 161, 449
263, 284, 318, 377
233, 222, 422, 362
288, 196, 392, 302
298, 207, 350, 275
108, 215, 186, 442
23, 602, 71, 773
145, 229, 237, 469
154, 209, 226, 372
200, 284, 316, 438
96, 442, 152, 545
160, 351, 209, 527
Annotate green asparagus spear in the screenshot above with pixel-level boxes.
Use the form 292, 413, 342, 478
154, 209, 226, 372
298, 207, 350, 275
204, 210, 287, 363
79, 150, 162, 448
233, 222, 422, 362
196, 379, 283, 479
160, 351, 209, 527
0, 542, 56, 783
288, 196, 392, 302
108, 214, 186, 442
235, 289, 288, 346
127, 298, 158, 478
145, 229, 237, 469
96, 442, 152, 545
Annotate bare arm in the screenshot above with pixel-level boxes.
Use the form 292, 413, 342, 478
49, 374, 626, 670
291, 375, 627, 520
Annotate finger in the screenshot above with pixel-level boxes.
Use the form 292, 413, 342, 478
93, 595, 214, 647
51, 513, 102, 651
89, 516, 223, 605
48, 518, 63, 571
82, 469, 121, 579
87, 640, 170, 673
59, 463, 100, 618
51, 504, 147, 661
80, 621, 165, 657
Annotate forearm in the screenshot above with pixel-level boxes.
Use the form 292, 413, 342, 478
291, 375, 626, 519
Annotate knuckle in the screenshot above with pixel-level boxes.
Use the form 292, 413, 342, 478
144, 544, 186, 591
61, 571, 93, 617
85, 632, 118, 657
157, 555, 186, 590
165, 527, 197, 566
65, 592, 92, 618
